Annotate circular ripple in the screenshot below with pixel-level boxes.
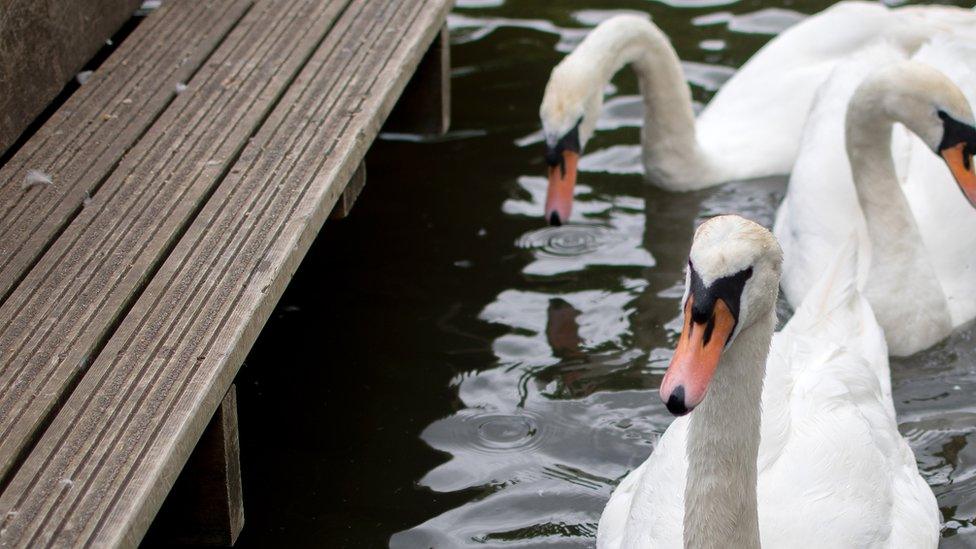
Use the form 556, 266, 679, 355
516, 225, 619, 258
476, 415, 538, 451
432, 410, 546, 455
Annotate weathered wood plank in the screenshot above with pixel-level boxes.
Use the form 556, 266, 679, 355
0, 0, 142, 157
0, 0, 253, 304
383, 25, 451, 136
0, 0, 351, 493
0, 0, 451, 546
330, 161, 367, 219
144, 386, 243, 546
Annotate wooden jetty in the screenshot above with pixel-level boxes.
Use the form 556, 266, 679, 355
0, 0, 452, 546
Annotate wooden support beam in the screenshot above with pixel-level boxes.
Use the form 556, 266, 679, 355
331, 162, 367, 219
382, 24, 450, 136
145, 386, 244, 547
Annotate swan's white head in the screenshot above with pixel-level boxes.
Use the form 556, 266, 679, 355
660, 215, 782, 416
539, 54, 604, 226
852, 61, 976, 207
538, 15, 654, 225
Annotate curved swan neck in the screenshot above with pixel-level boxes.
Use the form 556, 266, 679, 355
844, 75, 953, 355
548, 16, 705, 185
683, 308, 773, 549
625, 23, 703, 186
845, 91, 925, 267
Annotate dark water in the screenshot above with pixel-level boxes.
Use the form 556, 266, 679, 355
232, 0, 976, 547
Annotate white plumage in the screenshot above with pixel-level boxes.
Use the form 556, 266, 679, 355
597, 217, 938, 548
775, 40, 976, 356
540, 2, 976, 192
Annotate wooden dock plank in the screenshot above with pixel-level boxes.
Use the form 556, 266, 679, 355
0, 0, 253, 304
0, 0, 351, 492
0, 0, 451, 546
0, 0, 141, 156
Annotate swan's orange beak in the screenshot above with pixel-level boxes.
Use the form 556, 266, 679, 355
940, 143, 976, 209
659, 297, 736, 416
545, 151, 578, 226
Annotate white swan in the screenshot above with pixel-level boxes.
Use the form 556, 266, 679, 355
539, 2, 976, 224
596, 215, 937, 548
775, 47, 976, 356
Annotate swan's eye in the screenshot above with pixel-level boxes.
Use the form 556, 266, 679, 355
938, 110, 949, 121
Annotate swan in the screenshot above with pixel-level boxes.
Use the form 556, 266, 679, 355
774, 47, 976, 356
596, 215, 937, 548
539, 2, 976, 225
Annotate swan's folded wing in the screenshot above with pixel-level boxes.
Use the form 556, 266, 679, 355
598, 419, 687, 549
696, 2, 907, 177
782, 235, 891, 406
759, 334, 936, 548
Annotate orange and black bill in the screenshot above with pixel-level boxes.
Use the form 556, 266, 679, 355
659, 297, 736, 416
543, 121, 583, 226
937, 111, 976, 209
940, 142, 976, 209
545, 151, 578, 226
659, 264, 751, 416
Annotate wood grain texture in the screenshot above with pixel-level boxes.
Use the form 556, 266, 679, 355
0, 0, 141, 156
0, 0, 253, 304
0, 0, 451, 546
0, 0, 349, 494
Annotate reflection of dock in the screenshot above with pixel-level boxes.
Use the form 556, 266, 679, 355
0, 0, 450, 545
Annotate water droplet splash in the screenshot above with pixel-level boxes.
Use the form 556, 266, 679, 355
516, 225, 619, 258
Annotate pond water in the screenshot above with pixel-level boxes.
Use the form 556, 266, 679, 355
232, 0, 976, 547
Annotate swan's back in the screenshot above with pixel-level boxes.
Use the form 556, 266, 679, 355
695, 1, 976, 181
696, 2, 917, 179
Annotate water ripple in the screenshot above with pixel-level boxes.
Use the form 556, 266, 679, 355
517, 225, 619, 258
475, 413, 541, 452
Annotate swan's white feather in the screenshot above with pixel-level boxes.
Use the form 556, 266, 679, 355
899, 36, 976, 329
597, 239, 938, 548
695, 1, 976, 182
775, 35, 976, 355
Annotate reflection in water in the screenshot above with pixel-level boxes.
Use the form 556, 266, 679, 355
395, 1, 976, 546
546, 298, 585, 360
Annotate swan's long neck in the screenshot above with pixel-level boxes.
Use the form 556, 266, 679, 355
683, 309, 773, 549
844, 84, 951, 354
562, 18, 708, 187
845, 96, 927, 280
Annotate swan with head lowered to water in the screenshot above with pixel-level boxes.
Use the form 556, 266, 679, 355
775, 45, 976, 356
539, 2, 976, 225
596, 215, 937, 548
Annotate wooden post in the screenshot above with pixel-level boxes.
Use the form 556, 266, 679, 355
382, 24, 450, 136
330, 161, 367, 219
145, 386, 244, 546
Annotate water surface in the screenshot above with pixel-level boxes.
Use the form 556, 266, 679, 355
233, 0, 976, 546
